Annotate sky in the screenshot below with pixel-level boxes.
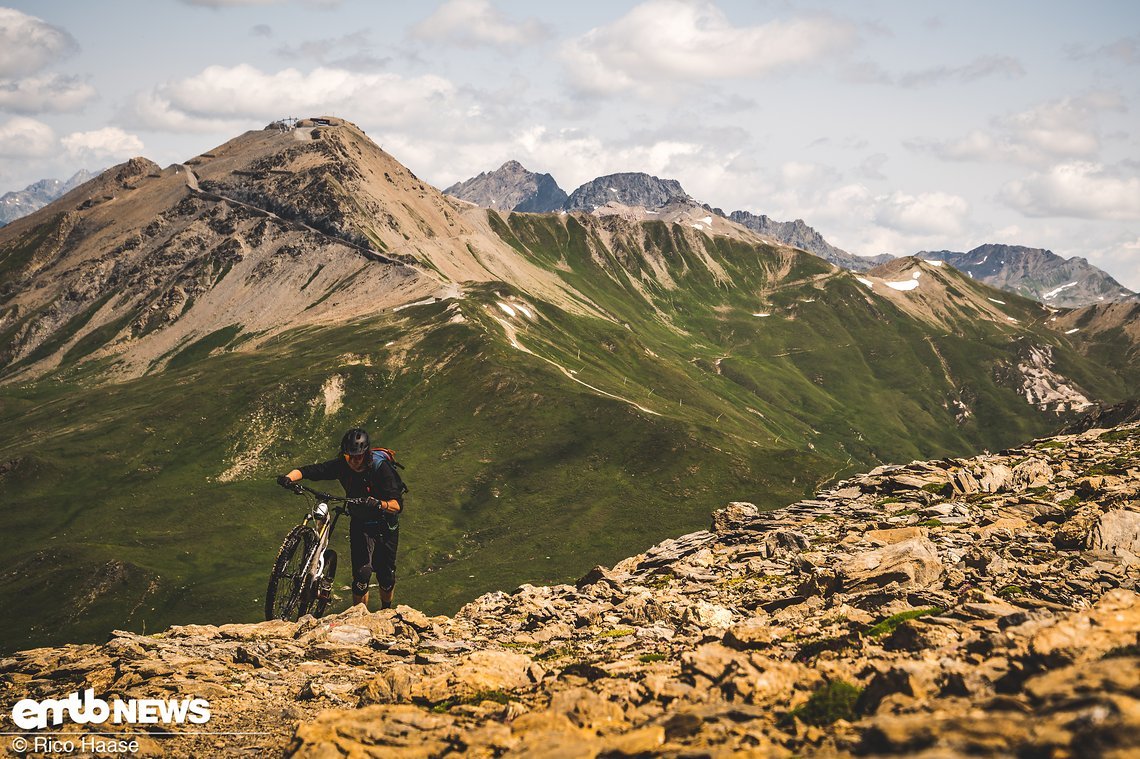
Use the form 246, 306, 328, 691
1, 0, 1139, 287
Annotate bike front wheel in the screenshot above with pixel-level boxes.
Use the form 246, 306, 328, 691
265, 525, 318, 621
312, 549, 337, 618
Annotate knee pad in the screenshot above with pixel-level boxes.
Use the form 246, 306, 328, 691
352, 564, 373, 595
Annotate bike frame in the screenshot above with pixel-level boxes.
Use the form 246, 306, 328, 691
288, 485, 362, 614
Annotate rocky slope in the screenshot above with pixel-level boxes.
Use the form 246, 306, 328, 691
0, 169, 97, 226
3, 422, 1137, 757
729, 210, 890, 272
443, 160, 568, 213
920, 244, 1138, 308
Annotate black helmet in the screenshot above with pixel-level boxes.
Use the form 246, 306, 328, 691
340, 428, 370, 456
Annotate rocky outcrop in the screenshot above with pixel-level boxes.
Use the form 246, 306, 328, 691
2, 423, 1138, 757
443, 160, 568, 213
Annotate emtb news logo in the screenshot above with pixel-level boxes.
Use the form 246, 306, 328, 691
11, 689, 210, 729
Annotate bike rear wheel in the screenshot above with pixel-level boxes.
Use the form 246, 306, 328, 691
265, 525, 318, 621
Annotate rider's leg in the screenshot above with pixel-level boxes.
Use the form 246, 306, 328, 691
350, 526, 374, 610
377, 517, 399, 610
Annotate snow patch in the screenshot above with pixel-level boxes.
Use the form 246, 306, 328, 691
922, 259, 944, 267
1043, 282, 1078, 300
752, 312, 770, 317
988, 297, 1006, 305
886, 279, 920, 291
1065, 328, 1080, 334
691, 224, 704, 230
856, 277, 874, 289
700, 216, 712, 225
498, 302, 517, 317
515, 303, 534, 319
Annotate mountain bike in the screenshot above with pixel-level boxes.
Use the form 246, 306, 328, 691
265, 484, 364, 622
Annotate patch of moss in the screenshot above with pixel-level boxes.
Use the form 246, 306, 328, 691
867, 607, 942, 638
789, 680, 862, 727
638, 653, 667, 663
917, 519, 943, 528
598, 628, 634, 638
997, 585, 1024, 598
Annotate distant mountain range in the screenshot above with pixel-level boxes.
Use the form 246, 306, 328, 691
919, 244, 1138, 309
444, 161, 1135, 307
0, 169, 99, 226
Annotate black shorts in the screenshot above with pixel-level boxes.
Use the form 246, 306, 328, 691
349, 514, 399, 594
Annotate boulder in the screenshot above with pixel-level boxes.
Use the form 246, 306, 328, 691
979, 464, 1014, 492
1011, 457, 1054, 490
839, 537, 943, 592
865, 527, 926, 546
1087, 508, 1140, 556
711, 501, 760, 532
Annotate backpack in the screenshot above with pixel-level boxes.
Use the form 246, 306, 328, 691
371, 447, 409, 495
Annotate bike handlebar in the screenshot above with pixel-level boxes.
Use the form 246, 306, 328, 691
288, 483, 369, 506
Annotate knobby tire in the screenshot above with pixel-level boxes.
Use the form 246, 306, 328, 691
265, 525, 318, 621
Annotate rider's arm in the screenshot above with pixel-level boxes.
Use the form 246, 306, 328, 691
297, 459, 341, 481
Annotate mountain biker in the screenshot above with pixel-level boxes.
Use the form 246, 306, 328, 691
277, 428, 404, 611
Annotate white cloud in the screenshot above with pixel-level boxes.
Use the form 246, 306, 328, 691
1067, 35, 1140, 66
0, 116, 56, 158
562, 1, 857, 97
909, 92, 1124, 166
898, 55, 1024, 88
0, 8, 78, 77
128, 64, 459, 132
62, 127, 144, 162
873, 191, 970, 236
0, 73, 95, 113
1000, 162, 1140, 221
412, 0, 549, 48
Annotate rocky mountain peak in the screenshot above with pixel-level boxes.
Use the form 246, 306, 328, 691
2, 422, 1137, 755
563, 172, 691, 212
443, 160, 568, 213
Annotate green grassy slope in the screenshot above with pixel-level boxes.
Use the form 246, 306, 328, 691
0, 214, 1126, 653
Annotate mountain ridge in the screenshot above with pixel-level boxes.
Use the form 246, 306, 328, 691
920, 244, 1139, 309
444, 161, 1134, 308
